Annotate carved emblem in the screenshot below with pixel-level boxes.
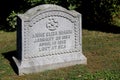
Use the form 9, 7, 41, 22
46, 17, 59, 31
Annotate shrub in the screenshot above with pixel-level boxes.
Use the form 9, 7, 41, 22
6, 11, 17, 29
4, 0, 120, 30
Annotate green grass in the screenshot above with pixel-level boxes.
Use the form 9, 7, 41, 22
0, 29, 120, 80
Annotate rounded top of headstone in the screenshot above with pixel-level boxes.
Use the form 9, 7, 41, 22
18, 4, 80, 20
24, 4, 67, 17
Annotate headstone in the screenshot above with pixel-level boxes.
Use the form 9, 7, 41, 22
13, 4, 87, 75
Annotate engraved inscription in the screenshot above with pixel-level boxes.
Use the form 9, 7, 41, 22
32, 30, 72, 52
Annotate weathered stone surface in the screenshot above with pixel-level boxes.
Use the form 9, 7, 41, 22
13, 4, 87, 75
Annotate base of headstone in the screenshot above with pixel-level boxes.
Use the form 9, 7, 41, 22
13, 52, 87, 75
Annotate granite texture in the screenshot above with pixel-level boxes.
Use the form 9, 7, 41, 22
14, 4, 87, 75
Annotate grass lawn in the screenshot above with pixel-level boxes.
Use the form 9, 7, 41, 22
0, 28, 120, 80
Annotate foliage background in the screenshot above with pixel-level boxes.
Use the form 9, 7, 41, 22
0, 0, 120, 31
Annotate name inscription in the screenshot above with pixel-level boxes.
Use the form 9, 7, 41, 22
32, 30, 73, 52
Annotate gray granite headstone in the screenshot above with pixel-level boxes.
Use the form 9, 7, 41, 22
13, 4, 87, 75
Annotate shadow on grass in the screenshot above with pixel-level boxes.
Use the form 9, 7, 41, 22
2, 50, 18, 75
